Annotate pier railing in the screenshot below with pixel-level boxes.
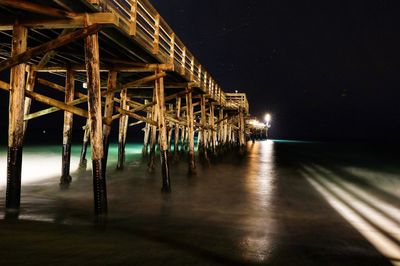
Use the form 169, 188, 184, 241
224, 93, 249, 114
89, 0, 223, 104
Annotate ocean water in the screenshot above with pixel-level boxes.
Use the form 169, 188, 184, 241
0, 140, 398, 265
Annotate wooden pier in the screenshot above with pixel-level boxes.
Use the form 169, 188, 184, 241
0, 0, 250, 215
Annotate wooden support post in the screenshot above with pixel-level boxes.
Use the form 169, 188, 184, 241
117, 89, 128, 170
218, 107, 224, 147
22, 65, 35, 140
186, 90, 196, 174
239, 109, 246, 147
148, 91, 158, 172
6, 22, 27, 211
167, 104, 174, 151
181, 47, 186, 75
142, 99, 150, 155
210, 104, 216, 153
181, 111, 187, 150
129, 0, 137, 36
84, 18, 107, 215
223, 114, 228, 145
102, 71, 117, 177
174, 97, 181, 158
227, 123, 232, 145
79, 121, 90, 169
169, 33, 175, 64
152, 14, 160, 54
155, 70, 171, 192
60, 68, 75, 187
200, 95, 209, 162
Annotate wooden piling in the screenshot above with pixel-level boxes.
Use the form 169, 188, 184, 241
155, 70, 171, 192
84, 18, 107, 215
22, 65, 36, 140
102, 71, 117, 176
174, 97, 181, 158
6, 22, 27, 210
218, 107, 224, 148
186, 90, 196, 174
79, 120, 90, 170
200, 95, 209, 162
142, 99, 150, 155
60, 68, 75, 187
209, 103, 216, 153
148, 90, 158, 171
239, 109, 246, 147
167, 104, 174, 151
117, 89, 128, 170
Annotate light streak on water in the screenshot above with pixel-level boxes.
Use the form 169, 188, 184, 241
240, 140, 276, 262
302, 165, 400, 266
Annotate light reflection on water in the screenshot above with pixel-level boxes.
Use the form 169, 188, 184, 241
240, 140, 276, 262
0, 141, 280, 264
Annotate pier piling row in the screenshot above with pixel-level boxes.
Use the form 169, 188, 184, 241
0, 0, 249, 215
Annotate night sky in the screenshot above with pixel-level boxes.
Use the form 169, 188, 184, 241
151, 0, 400, 142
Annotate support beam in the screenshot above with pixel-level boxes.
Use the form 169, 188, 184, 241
0, 24, 101, 72
218, 108, 224, 146
142, 100, 150, 155
79, 120, 90, 170
24, 96, 88, 121
60, 69, 75, 187
210, 104, 216, 153
174, 97, 181, 159
116, 106, 157, 126
155, 70, 171, 193
117, 89, 128, 170
0, 13, 118, 30
120, 72, 166, 90
84, 18, 107, 216
6, 22, 27, 211
148, 90, 158, 172
239, 108, 246, 147
22, 65, 35, 140
102, 71, 117, 177
186, 90, 196, 174
0, 0, 78, 18
25, 90, 89, 118
200, 94, 209, 162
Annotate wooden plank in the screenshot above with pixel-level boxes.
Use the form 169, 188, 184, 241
120, 72, 166, 90
0, 24, 101, 72
24, 96, 87, 121
0, 0, 78, 18
26, 90, 88, 118
116, 106, 157, 126
0, 13, 118, 30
